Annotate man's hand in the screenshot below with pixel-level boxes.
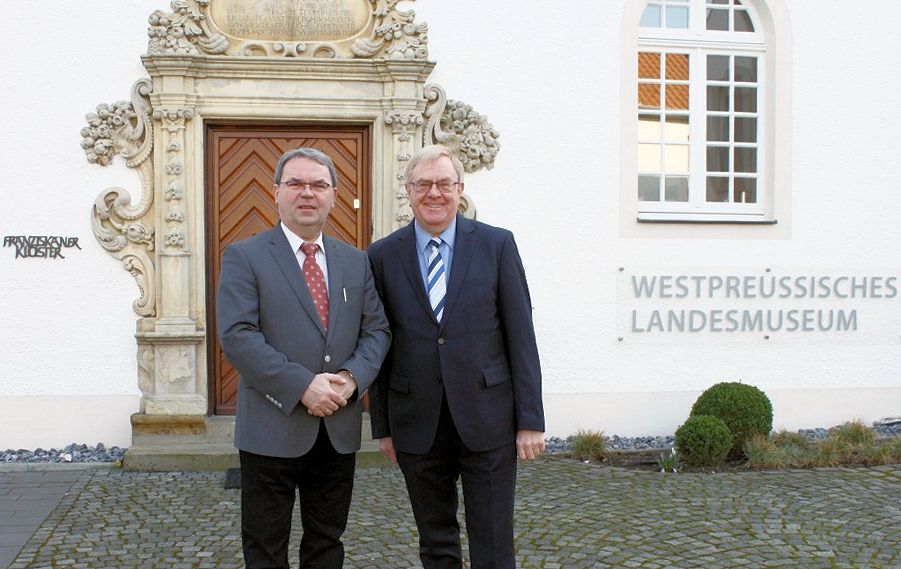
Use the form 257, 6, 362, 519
378, 436, 397, 464
301, 373, 347, 417
331, 370, 358, 402
516, 430, 546, 461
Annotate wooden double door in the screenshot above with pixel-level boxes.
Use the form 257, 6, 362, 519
205, 124, 372, 415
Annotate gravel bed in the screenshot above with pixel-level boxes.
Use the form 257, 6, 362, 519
2, 421, 898, 462
546, 420, 901, 454
0, 443, 126, 464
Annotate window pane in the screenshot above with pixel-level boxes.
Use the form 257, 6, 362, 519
735, 87, 757, 112
638, 114, 662, 140
665, 177, 689, 202
665, 115, 690, 142
707, 116, 729, 142
666, 6, 689, 29
639, 52, 661, 79
707, 55, 730, 81
638, 175, 660, 201
734, 57, 757, 83
706, 8, 729, 30
707, 86, 730, 111
639, 84, 661, 110
734, 177, 757, 203
666, 145, 690, 172
666, 85, 689, 110
709, 0, 730, 5
706, 177, 729, 202
734, 117, 757, 142
734, 147, 757, 173
640, 5, 662, 27
639, 144, 662, 171
665, 53, 689, 81
734, 9, 754, 32
707, 146, 729, 172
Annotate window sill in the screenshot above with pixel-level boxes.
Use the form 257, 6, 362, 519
637, 212, 777, 224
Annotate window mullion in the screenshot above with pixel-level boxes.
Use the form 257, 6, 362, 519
689, 48, 705, 209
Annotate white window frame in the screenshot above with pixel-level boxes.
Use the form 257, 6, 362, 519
626, 0, 788, 226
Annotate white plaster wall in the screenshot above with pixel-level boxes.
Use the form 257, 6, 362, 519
0, 2, 162, 448
1, 1, 899, 448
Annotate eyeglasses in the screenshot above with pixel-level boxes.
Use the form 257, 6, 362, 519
408, 179, 460, 194
279, 179, 333, 193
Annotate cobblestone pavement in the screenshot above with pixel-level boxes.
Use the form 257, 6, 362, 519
4, 459, 900, 568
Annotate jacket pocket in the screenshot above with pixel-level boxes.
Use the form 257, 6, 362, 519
482, 362, 511, 387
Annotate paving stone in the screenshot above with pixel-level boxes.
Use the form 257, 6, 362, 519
2, 461, 901, 568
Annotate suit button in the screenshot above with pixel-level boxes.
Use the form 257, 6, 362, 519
324, 355, 331, 363
437, 338, 446, 345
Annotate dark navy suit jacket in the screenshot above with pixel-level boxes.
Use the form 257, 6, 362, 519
368, 215, 544, 454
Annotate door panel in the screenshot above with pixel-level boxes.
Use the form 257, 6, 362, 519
206, 124, 371, 415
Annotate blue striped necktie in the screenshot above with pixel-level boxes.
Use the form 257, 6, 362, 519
426, 238, 446, 322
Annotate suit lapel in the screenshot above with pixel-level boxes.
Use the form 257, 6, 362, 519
442, 215, 476, 328
268, 227, 326, 337
323, 236, 343, 342
395, 223, 436, 322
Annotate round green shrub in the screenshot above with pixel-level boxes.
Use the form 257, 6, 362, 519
675, 415, 732, 467
690, 381, 773, 457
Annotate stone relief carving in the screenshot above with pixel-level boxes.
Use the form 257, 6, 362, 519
146, 0, 427, 59
352, 0, 429, 60
385, 110, 424, 143
159, 347, 194, 384
154, 108, 194, 254
386, 111, 424, 225
87, 79, 158, 317
424, 83, 500, 174
148, 0, 230, 56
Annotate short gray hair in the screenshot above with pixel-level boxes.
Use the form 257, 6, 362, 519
404, 145, 464, 183
274, 147, 338, 188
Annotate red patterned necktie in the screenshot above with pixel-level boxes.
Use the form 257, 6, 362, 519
300, 242, 329, 331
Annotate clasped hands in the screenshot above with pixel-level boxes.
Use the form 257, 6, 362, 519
301, 371, 357, 417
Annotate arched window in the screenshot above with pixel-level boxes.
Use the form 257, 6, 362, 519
635, 0, 778, 223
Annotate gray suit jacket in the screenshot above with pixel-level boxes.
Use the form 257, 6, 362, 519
217, 226, 390, 458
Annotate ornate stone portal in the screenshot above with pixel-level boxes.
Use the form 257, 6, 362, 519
83, 0, 500, 435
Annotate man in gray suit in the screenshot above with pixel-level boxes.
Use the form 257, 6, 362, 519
217, 147, 390, 569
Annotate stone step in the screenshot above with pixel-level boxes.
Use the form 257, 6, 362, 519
123, 414, 392, 471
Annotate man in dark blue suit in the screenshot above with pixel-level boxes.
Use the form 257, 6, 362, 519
368, 145, 545, 569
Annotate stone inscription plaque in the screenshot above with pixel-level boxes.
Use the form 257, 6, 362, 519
210, 0, 372, 42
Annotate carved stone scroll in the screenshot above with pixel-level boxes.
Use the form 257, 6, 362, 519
87, 79, 158, 317
352, 0, 429, 60
148, 0, 230, 56
424, 83, 500, 174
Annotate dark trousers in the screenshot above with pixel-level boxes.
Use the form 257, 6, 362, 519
239, 421, 356, 569
396, 396, 517, 569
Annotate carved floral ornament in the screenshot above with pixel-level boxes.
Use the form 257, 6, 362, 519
423, 84, 500, 174
147, 0, 428, 59
85, 79, 157, 317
